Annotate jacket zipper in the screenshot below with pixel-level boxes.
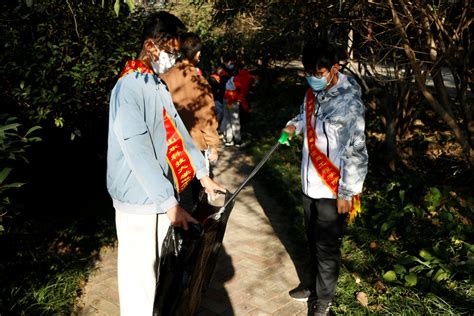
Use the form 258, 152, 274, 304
323, 122, 330, 159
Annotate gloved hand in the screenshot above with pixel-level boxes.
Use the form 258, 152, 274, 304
278, 126, 296, 146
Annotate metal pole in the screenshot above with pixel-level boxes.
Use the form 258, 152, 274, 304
222, 142, 281, 209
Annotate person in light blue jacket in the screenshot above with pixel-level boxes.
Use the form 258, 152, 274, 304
106, 11, 224, 316
282, 41, 368, 315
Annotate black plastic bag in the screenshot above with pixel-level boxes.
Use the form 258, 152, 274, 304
153, 190, 235, 316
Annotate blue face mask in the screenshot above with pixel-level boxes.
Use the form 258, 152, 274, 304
305, 75, 328, 92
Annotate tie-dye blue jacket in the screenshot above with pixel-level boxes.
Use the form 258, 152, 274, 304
286, 73, 368, 200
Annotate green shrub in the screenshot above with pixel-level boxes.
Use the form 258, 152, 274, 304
0, 1, 144, 139
0, 115, 41, 233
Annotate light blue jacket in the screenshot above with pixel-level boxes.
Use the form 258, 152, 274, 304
287, 73, 368, 200
107, 71, 208, 215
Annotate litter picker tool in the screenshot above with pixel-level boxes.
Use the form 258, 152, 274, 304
211, 131, 292, 219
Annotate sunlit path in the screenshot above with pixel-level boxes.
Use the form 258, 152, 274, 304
77, 146, 308, 315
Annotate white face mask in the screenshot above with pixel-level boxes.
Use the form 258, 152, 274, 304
151, 50, 177, 74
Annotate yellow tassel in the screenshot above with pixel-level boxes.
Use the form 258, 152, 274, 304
349, 195, 362, 225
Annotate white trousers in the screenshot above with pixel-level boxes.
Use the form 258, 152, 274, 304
220, 102, 241, 143
115, 209, 170, 316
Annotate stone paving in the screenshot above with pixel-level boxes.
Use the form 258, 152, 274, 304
76, 146, 312, 315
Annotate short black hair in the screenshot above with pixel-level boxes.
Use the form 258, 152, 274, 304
179, 32, 202, 61
141, 11, 186, 44
302, 40, 341, 72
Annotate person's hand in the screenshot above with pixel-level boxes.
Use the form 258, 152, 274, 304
337, 198, 352, 215
208, 148, 218, 162
282, 125, 296, 140
200, 176, 226, 200
279, 125, 296, 146
166, 205, 199, 231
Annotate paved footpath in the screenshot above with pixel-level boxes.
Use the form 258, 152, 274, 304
76, 146, 312, 315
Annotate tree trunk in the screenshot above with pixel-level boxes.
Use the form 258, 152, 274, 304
388, 0, 474, 167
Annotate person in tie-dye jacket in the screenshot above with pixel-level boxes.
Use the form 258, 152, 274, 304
282, 40, 368, 316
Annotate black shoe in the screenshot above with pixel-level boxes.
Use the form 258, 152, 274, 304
289, 286, 315, 302
311, 299, 332, 316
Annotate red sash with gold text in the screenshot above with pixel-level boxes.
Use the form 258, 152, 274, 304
305, 89, 361, 223
163, 108, 195, 193
119, 60, 195, 193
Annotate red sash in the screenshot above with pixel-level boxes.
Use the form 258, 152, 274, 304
119, 60, 153, 79
119, 60, 195, 193
305, 89, 361, 223
163, 108, 195, 193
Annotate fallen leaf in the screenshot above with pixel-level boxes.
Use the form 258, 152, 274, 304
369, 241, 378, 250
351, 272, 361, 284
374, 280, 387, 293
356, 292, 369, 307
388, 232, 399, 241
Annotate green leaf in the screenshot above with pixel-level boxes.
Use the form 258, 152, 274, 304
419, 249, 435, 261
425, 187, 441, 212
1, 182, 24, 190
381, 222, 391, 232
398, 255, 417, 265
403, 203, 417, 214
0, 168, 12, 184
433, 268, 449, 282
440, 211, 454, 222
410, 264, 427, 273
383, 270, 397, 282
394, 264, 407, 275
399, 189, 405, 203
404, 273, 417, 286
0, 123, 20, 133
468, 244, 474, 254
126, 0, 135, 12
114, 0, 120, 16
54, 117, 64, 128
28, 137, 42, 142
387, 182, 398, 192
25, 126, 42, 137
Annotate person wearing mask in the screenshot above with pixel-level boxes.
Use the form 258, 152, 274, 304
281, 40, 368, 315
106, 12, 224, 316
221, 64, 255, 147
160, 32, 221, 203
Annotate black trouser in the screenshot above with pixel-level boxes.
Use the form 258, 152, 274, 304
302, 194, 346, 301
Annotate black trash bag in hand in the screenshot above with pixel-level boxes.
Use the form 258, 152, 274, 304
154, 190, 235, 316
153, 223, 203, 316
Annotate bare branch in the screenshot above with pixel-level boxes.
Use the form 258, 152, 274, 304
388, 0, 473, 164
66, 0, 80, 41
